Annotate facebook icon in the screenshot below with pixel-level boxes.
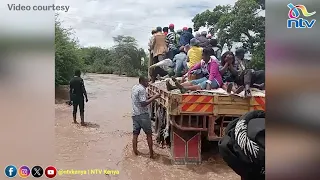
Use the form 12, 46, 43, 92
4, 165, 17, 178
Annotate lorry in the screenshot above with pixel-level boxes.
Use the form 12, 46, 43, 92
147, 79, 265, 165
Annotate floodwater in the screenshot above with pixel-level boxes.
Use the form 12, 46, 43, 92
55, 73, 239, 180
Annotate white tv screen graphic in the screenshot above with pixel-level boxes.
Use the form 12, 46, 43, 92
48, 170, 54, 175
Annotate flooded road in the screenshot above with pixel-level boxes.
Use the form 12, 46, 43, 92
55, 73, 239, 180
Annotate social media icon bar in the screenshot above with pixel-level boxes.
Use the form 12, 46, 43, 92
45, 166, 57, 178
4, 165, 17, 178
31, 166, 43, 178
18, 165, 30, 178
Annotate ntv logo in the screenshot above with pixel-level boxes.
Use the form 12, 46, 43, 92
287, 3, 316, 28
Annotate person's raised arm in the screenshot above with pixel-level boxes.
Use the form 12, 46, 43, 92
219, 62, 229, 75
140, 90, 160, 107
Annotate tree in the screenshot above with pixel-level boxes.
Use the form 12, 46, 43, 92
110, 35, 147, 75
55, 18, 84, 85
55, 17, 147, 84
192, 0, 265, 69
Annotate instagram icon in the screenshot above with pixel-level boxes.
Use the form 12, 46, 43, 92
18, 166, 30, 178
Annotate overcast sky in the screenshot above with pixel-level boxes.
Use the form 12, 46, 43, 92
56, 0, 237, 50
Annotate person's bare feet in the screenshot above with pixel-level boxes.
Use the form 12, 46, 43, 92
150, 151, 155, 159
133, 150, 139, 156
174, 81, 187, 93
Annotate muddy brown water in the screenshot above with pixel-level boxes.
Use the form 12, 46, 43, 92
55, 73, 239, 180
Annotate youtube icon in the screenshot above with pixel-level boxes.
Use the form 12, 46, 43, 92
45, 166, 57, 178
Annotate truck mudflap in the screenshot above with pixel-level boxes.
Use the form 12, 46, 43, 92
171, 126, 201, 165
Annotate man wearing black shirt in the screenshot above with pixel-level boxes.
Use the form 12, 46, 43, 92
69, 69, 88, 126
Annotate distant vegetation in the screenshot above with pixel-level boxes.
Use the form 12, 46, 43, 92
192, 0, 265, 70
55, 17, 148, 86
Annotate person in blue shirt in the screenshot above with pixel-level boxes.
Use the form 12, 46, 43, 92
179, 27, 194, 46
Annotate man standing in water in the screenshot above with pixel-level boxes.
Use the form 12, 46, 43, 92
69, 69, 88, 126
131, 76, 160, 158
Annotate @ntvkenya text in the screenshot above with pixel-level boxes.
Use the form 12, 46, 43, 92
58, 169, 120, 175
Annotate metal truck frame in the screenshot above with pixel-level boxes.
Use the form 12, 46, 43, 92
147, 82, 265, 165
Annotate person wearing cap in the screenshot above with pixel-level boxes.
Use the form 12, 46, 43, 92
150, 26, 168, 82
166, 48, 222, 93
172, 46, 188, 77
219, 110, 265, 180
179, 27, 194, 46
197, 31, 210, 48
166, 23, 179, 60
186, 38, 202, 69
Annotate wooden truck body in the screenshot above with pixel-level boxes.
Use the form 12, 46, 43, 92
147, 82, 265, 165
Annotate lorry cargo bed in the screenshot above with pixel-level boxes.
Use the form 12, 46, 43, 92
148, 79, 265, 116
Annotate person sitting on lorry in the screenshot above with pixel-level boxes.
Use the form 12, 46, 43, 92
187, 38, 202, 69
172, 46, 188, 77
220, 49, 265, 97
166, 48, 222, 93
166, 23, 178, 60
234, 48, 265, 97
219, 51, 245, 94
148, 58, 174, 78
150, 26, 168, 82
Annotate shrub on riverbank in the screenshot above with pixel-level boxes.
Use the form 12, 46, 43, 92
55, 17, 147, 86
